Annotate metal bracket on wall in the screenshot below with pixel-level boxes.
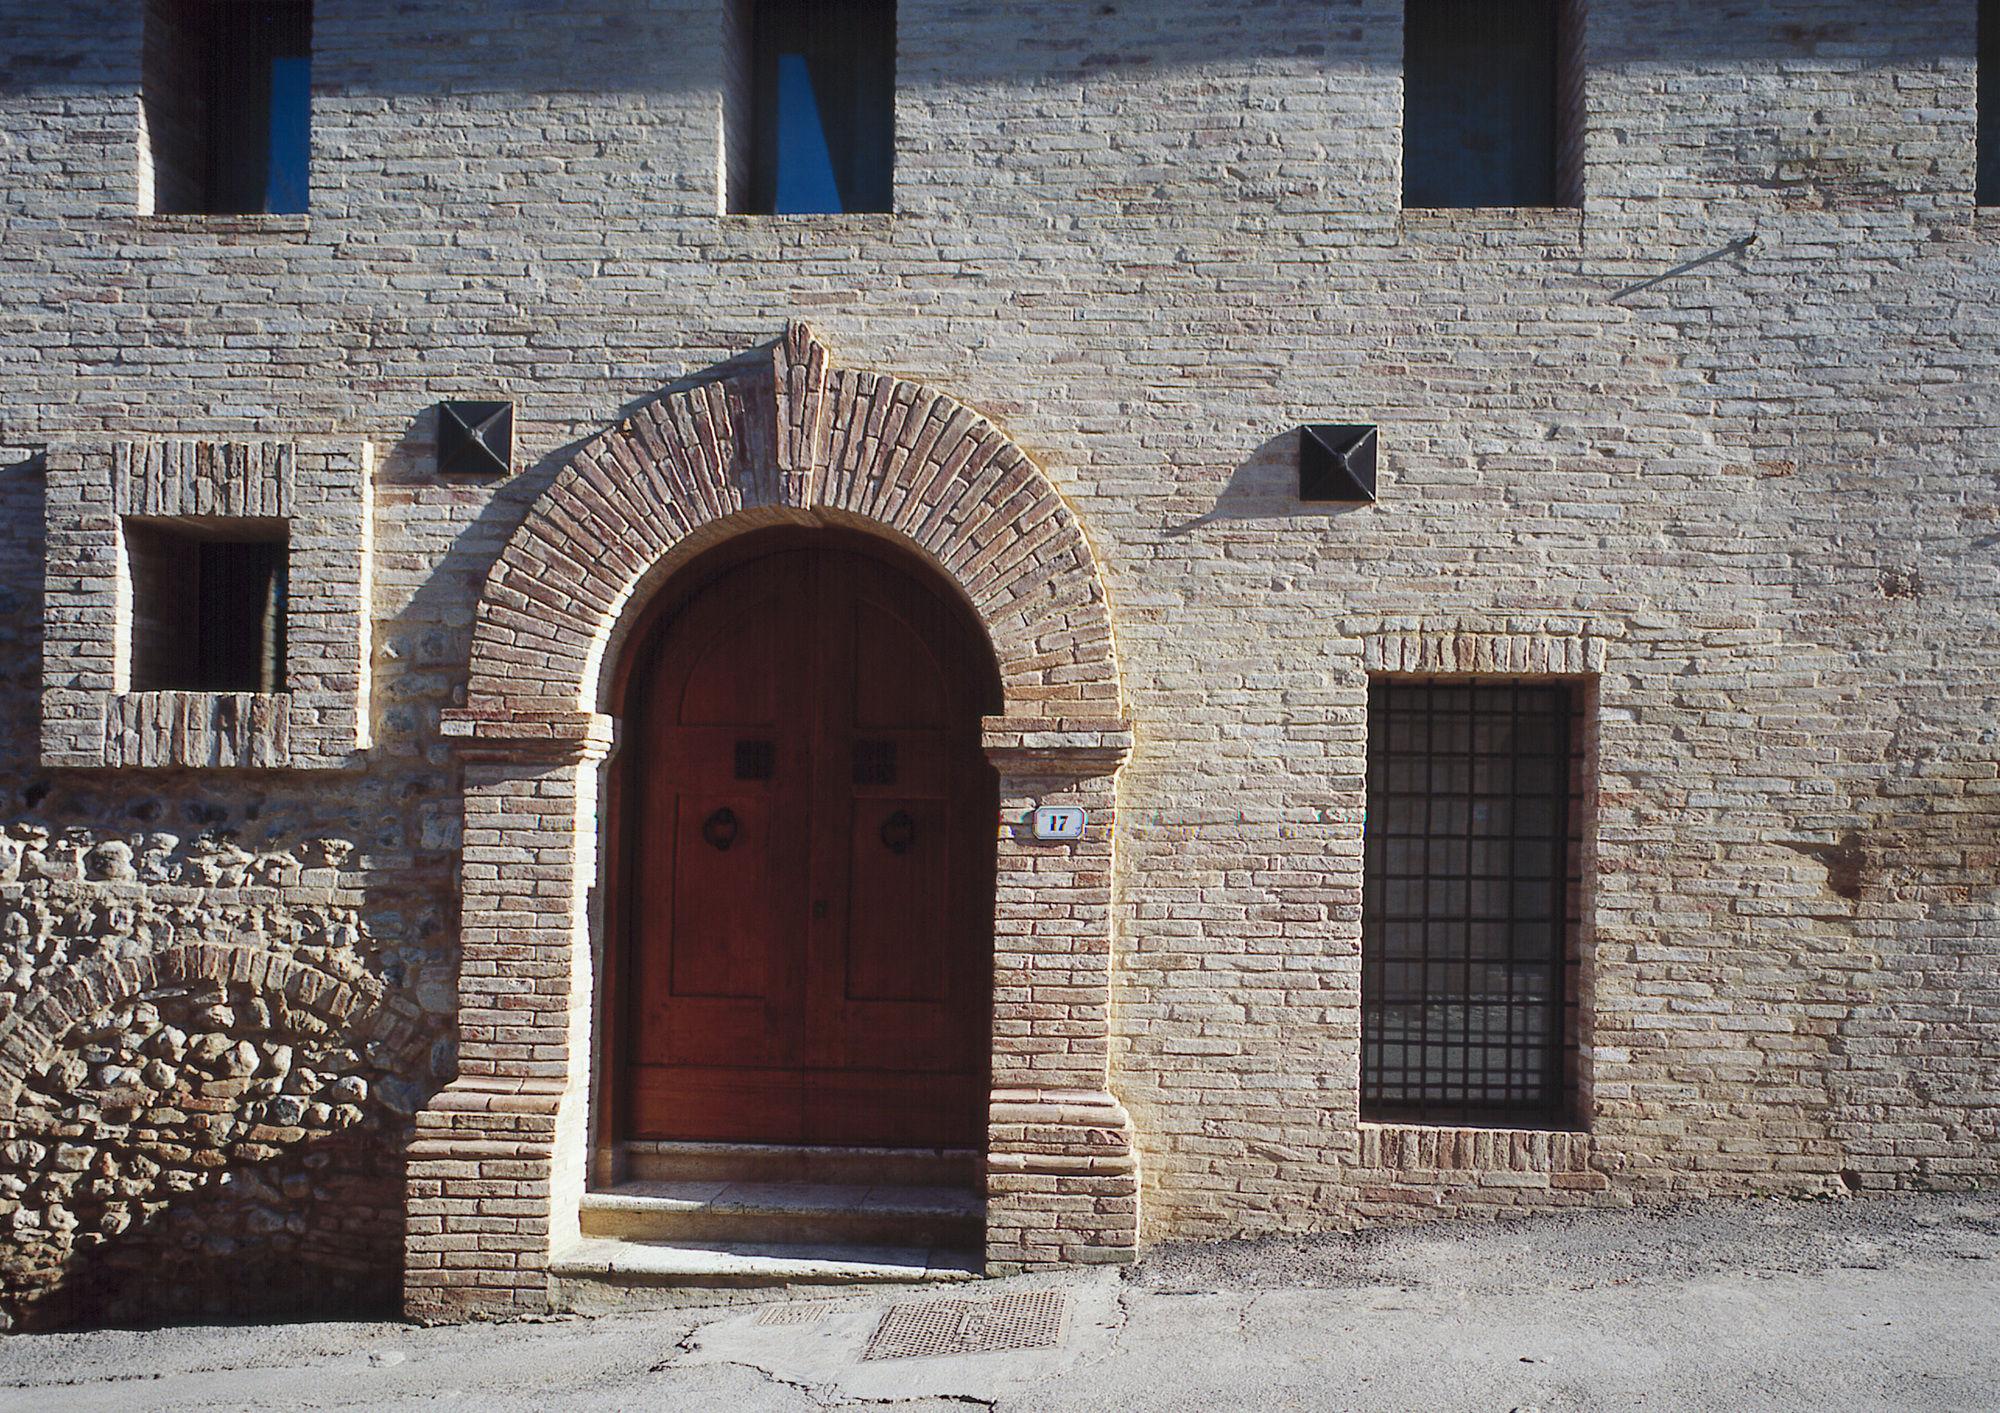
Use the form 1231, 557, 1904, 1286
1299, 424, 1378, 503
437, 400, 515, 477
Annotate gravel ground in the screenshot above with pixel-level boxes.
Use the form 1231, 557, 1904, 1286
2, 1191, 1994, 1411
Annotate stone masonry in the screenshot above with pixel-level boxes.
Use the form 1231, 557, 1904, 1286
2, 0, 1997, 1326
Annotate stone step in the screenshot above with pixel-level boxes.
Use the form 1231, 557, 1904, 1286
549, 1236, 981, 1313
580, 1180, 985, 1250
623, 1140, 983, 1188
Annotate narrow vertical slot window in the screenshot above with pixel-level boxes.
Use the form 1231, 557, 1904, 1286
1981, 0, 1999, 205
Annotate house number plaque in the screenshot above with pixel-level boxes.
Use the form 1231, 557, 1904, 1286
1031, 805, 1086, 841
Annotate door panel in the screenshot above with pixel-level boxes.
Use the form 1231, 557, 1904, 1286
666, 792, 774, 999
623, 540, 995, 1149
677, 611, 781, 725
852, 599, 948, 728
842, 794, 950, 1003
628, 556, 811, 1133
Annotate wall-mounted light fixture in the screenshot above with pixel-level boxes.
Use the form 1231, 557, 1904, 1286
1299, 424, 1378, 503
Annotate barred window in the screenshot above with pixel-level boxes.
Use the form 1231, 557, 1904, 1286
125, 521, 288, 694
1362, 681, 1581, 1125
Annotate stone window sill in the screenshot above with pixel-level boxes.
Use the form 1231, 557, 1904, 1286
117, 213, 313, 239
716, 211, 897, 228
1396, 205, 1584, 252
1357, 1121, 1594, 1175
101, 691, 293, 769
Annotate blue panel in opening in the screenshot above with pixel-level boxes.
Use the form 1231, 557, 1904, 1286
745, 0, 894, 215
265, 54, 312, 215
775, 52, 845, 214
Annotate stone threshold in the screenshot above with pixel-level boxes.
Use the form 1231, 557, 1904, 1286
551, 1235, 982, 1289
580, 1179, 983, 1250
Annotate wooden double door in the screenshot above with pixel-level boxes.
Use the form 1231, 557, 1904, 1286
620, 540, 997, 1148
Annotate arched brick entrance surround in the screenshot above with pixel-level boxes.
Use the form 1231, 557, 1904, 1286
405, 324, 1136, 1320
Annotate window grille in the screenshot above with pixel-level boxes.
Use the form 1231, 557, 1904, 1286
125, 522, 289, 694
1362, 681, 1580, 1125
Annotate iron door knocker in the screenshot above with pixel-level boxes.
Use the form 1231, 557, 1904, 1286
702, 807, 739, 852
880, 810, 917, 855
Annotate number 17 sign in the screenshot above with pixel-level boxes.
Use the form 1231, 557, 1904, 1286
1031, 805, 1086, 841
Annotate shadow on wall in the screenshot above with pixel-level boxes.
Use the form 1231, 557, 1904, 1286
0, 357, 758, 1330
1166, 430, 1374, 537
1, 972, 414, 1331
381, 341, 776, 711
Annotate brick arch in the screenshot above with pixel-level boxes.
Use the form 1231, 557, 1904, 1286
462, 322, 1120, 724
413, 323, 1139, 1322
0, 942, 430, 1112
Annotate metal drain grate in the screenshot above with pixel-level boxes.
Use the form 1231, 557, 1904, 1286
861, 1290, 1069, 1361
754, 1302, 832, 1326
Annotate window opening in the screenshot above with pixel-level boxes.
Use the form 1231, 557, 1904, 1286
733, 0, 895, 214
125, 522, 289, 693
1403, 0, 1572, 209
144, 0, 313, 215
1362, 680, 1580, 1126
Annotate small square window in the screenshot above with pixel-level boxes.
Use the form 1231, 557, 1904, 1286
125, 521, 288, 694
1403, 0, 1577, 209
729, 0, 896, 214
144, 0, 313, 215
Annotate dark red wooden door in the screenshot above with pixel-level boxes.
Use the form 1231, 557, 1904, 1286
624, 543, 995, 1147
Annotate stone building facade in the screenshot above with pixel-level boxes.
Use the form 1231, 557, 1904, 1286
1, 0, 1996, 1327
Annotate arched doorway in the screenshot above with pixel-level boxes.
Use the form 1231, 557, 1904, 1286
409, 327, 1138, 1320
607, 527, 1002, 1152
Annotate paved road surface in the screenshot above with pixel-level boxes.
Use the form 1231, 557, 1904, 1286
2, 1192, 1994, 1411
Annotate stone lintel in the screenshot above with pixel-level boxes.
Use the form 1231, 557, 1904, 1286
1360, 626, 1612, 677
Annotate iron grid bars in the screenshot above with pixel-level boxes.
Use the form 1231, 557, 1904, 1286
1362, 680, 1579, 1127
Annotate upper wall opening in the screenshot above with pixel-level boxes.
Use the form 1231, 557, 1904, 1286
143, 0, 312, 215
727, 0, 896, 214
1981, 0, 2000, 205
1403, 0, 1583, 209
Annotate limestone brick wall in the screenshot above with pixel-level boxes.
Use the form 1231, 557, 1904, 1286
1, 0, 1996, 1323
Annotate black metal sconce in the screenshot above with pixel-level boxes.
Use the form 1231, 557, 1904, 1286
1299, 424, 1378, 503
437, 400, 515, 478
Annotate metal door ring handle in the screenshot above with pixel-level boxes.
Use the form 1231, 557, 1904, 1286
880, 810, 917, 855
702, 807, 739, 851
